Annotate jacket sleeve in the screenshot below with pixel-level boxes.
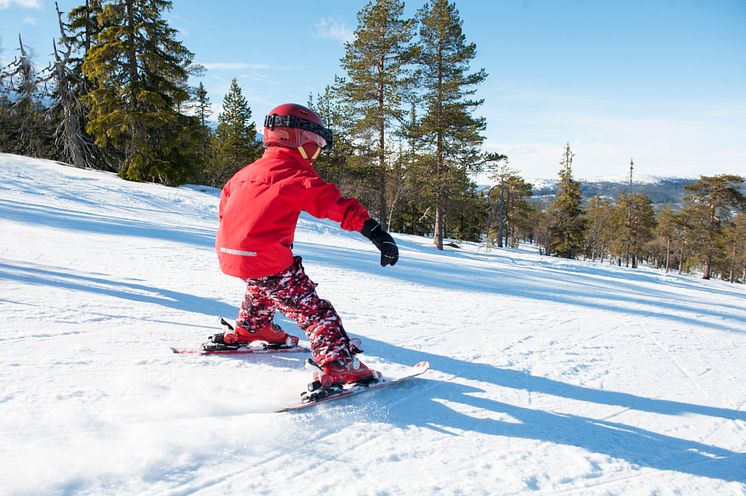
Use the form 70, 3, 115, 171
294, 170, 370, 232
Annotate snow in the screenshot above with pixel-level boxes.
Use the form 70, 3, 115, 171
528, 174, 694, 191
528, 177, 559, 190
1, 152, 745, 495
580, 173, 694, 185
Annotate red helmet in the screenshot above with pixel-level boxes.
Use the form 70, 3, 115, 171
263, 103, 333, 161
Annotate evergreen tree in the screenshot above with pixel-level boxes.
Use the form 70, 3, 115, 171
613, 192, 656, 268
545, 143, 586, 258
485, 156, 532, 248
195, 81, 211, 127
68, 0, 105, 56
416, 0, 487, 250
341, 0, 416, 226
62, 0, 109, 168
683, 175, 745, 279
310, 78, 358, 190
651, 205, 679, 272
584, 196, 616, 262
388, 99, 428, 233
208, 78, 260, 187
446, 168, 485, 243
722, 212, 746, 283
192, 81, 213, 179
82, 0, 199, 184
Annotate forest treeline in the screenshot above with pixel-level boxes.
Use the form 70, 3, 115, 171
1, 0, 744, 281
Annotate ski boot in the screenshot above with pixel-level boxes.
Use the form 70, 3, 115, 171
303, 355, 381, 402
202, 318, 300, 352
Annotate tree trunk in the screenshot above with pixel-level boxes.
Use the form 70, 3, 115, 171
665, 236, 671, 273
703, 205, 717, 279
730, 239, 737, 283
377, 79, 387, 226
678, 246, 684, 274
124, 0, 140, 166
496, 191, 505, 248
433, 32, 444, 251
434, 204, 444, 250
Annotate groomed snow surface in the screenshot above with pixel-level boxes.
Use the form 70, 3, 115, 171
1, 153, 744, 496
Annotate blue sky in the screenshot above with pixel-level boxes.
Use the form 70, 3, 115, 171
1, 0, 745, 180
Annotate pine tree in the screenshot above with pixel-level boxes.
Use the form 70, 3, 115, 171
545, 143, 586, 258
195, 81, 211, 127
341, 0, 416, 226
652, 206, 678, 272
485, 156, 532, 248
584, 196, 616, 262
192, 81, 213, 178
722, 212, 746, 283
310, 79, 359, 191
68, 0, 105, 56
683, 175, 745, 279
82, 0, 198, 184
208, 78, 260, 187
613, 192, 656, 268
416, 0, 487, 250
388, 99, 428, 233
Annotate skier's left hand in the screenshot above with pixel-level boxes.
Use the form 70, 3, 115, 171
361, 219, 399, 267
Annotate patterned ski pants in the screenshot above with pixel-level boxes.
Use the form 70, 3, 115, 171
237, 256, 356, 366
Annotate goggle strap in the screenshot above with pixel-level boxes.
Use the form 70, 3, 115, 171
264, 114, 333, 150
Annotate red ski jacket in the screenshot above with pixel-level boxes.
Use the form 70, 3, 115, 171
216, 146, 370, 279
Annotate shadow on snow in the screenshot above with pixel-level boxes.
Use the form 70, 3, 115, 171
361, 337, 746, 484
0, 262, 235, 319
297, 241, 746, 334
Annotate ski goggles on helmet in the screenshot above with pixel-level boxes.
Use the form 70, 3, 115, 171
264, 114, 334, 151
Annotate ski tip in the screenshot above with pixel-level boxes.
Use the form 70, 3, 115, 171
414, 361, 430, 371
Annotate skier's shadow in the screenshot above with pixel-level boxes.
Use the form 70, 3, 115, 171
358, 336, 746, 484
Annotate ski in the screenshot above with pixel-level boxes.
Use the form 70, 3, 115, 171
277, 361, 429, 412
171, 343, 309, 355
172, 317, 309, 355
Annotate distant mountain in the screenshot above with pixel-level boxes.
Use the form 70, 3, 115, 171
528, 175, 698, 209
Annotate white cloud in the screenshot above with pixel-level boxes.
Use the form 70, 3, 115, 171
0, 0, 42, 9
315, 17, 354, 44
22, 16, 36, 25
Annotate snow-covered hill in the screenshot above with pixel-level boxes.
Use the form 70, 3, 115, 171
528, 175, 698, 207
1, 153, 745, 495
529, 173, 693, 189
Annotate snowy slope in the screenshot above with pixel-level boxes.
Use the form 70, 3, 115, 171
528, 174, 693, 189
1, 153, 745, 496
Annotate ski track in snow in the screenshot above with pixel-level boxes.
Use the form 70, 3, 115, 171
1, 153, 745, 495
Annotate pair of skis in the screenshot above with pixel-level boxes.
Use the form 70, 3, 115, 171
171, 327, 429, 412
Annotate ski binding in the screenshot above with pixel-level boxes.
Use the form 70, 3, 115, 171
277, 361, 429, 412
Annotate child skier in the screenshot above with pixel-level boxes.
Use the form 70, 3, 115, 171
208, 103, 399, 387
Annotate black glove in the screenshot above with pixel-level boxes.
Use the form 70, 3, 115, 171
361, 219, 399, 267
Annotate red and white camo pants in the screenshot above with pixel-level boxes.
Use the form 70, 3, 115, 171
236, 256, 358, 366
